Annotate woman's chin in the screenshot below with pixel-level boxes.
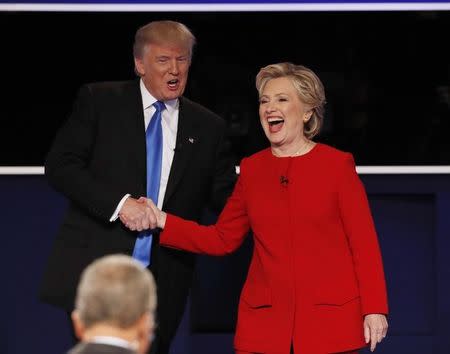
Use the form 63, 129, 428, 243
264, 131, 281, 144
268, 137, 285, 147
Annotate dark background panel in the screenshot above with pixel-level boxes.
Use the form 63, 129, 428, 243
3, 175, 450, 353
0, 177, 72, 353
367, 195, 436, 335
1, 11, 449, 166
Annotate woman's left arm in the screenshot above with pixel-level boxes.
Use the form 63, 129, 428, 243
338, 153, 388, 314
338, 154, 389, 351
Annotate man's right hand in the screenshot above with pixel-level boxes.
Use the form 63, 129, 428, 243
138, 197, 167, 229
119, 197, 157, 231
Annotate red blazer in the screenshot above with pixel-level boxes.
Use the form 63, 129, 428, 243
161, 143, 388, 354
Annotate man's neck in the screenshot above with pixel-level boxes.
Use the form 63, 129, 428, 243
82, 323, 138, 345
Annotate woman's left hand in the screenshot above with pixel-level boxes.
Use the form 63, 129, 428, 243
364, 314, 388, 352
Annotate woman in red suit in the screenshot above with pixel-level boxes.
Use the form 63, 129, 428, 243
135, 63, 389, 354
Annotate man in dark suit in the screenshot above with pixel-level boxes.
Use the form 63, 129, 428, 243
69, 254, 156, 354
39, 21, 236, 354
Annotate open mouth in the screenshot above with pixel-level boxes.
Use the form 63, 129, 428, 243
167, 79, 179, 89
267, 117, 284, 133
268, 117, 284, 126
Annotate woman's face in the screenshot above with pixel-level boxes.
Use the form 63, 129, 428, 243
259, 77, 311, 148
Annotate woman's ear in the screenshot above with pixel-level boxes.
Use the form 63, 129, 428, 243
303, 111, 313, 123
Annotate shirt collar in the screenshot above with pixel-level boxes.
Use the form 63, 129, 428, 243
139, 79, 179, 114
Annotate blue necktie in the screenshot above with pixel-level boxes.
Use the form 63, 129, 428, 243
132, 100, 165, 267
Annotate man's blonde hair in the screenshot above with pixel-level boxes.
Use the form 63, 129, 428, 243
133, 20, 196, 59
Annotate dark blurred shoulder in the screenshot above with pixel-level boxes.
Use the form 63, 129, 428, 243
78, 80, 139, 99
179, 96, 226, 130
83, 80, 137, 92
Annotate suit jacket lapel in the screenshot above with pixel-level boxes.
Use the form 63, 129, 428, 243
121, 88, 197, 204
163, 97, 198, 207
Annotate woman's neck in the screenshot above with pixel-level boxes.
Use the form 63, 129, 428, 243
271, 138, 314, 157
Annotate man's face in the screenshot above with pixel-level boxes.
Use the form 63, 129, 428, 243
135, 43, 191, 101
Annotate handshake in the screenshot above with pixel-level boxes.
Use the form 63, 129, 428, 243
118, 197, 166, 232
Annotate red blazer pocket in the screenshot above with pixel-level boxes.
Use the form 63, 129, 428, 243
241, 283, 272, 308
315, 294, 361, 307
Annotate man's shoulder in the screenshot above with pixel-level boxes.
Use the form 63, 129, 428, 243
67, 342, 136, 354
74, 80, 140, 106
82, 80, 138, 95
179, 96, 224, 126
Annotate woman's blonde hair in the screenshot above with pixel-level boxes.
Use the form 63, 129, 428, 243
256, 62, 326, 139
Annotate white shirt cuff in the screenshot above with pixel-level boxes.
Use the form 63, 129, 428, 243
110, 194, 131, 222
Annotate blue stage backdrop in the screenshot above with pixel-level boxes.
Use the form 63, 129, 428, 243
1, 173, 450, 354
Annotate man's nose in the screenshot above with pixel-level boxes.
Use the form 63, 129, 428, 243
169, 60, 179, 75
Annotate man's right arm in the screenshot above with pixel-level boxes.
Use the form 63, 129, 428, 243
46, 85, 148, 224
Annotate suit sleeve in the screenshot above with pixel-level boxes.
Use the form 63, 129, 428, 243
338, 153, 389, 316
45, 85, 127, 221
160, 174, 249, 256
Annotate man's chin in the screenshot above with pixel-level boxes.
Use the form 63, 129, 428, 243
163, 84, 186, 99
162, 91, 183, 101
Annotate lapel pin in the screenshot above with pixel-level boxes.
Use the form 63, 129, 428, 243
188, 137, 195, 144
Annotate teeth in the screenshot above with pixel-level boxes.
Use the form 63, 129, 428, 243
268, 118, 284, 123
168, 79, 178, 84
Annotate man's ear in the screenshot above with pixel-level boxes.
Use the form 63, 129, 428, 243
134, 57, 145, 76
135, 312, 153, 354
71, 310, 85, 340
138, 311, 154, 335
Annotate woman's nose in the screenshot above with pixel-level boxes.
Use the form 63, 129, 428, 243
265, 102, 276, 113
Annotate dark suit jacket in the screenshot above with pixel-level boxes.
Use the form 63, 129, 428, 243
67, 342, 136, 354
39, 80, 236, 351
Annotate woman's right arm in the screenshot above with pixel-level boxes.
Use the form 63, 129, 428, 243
152, 175, 250, 256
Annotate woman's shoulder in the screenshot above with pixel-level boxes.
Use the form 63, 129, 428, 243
316, 143, 354, 164
310, 144, 356, 177
238, 148, 272, 174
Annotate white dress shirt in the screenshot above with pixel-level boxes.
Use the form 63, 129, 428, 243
110, 79, 179, 221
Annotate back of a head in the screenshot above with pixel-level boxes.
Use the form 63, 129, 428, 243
133, 20, 196, 59
75, 254, 156, 329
